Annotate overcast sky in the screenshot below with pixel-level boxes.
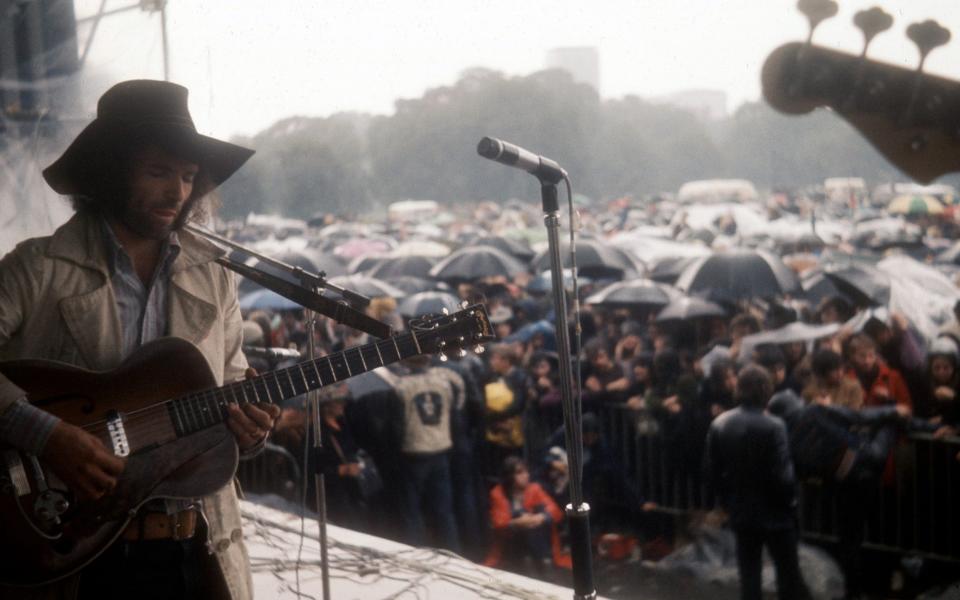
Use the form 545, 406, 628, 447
74, 0, 960, 139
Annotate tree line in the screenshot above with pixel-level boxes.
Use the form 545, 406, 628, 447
217, 67, 911, 220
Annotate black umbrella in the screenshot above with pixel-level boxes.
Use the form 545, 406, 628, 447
398, 291, 462, 318
366, 255, 437, 279
429, 246, 527, 282
675, 249, 800, 302
237, 248, 347, 295
348, 255, 387, 274
655, 296, 728, 322
801, 270, 848, 307
530, 239, 643, 279
822, 263, 890, 307
585, 279, 680, 308
466, 235, 536, 261
649, 256, 699, 284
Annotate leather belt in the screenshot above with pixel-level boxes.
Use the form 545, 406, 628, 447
121, 508, 199, 542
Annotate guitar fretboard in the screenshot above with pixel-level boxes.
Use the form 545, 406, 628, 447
165, 331, 422, 436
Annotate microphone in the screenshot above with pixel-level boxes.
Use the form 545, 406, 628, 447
477, 136, 567, 184
243, 346, 302, 361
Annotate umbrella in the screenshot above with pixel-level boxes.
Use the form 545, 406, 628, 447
936, 240, 960, 265
397, 291, 462, 318
327, 275, 405, 299
888, 194, 944, 215
822, 263, 890, 307
526, 269, 592, 294
675, 249, 801, 302
655, 296, 727, 322
381, 276, 446, 296
465, 235, 536, 261
392, 240, 451, 257
238, 249, 347, 294
740, 322, 841, 359
366, 255, 437, 279
332, 237, 394, 260
348, 255, 387, 274
429, 246, 527, 282
531, 239, 643, 279
584, 279, 680, 308
649, 256, 700, 284
504, 320, 556, 348
239, 289, 303, 312
801, 269, 850, 306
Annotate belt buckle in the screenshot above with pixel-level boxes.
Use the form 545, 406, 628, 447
171, 510, 192, 541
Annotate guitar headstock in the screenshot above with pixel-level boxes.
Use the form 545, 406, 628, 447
762, 4, 958, 183
409, 303, 495, 360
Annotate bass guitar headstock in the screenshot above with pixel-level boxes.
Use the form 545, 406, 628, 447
409, 303, 495, 361
762, 2, 958, 183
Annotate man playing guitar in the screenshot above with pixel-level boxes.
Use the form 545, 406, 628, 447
0, 79, 279, 600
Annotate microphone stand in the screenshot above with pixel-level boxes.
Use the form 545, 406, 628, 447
185, 224, 391, 600
539, 180, 597, 600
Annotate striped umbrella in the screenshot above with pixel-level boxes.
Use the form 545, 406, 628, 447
888, 194, 944, 215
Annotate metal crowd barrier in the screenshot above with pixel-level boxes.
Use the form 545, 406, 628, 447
568, 404, 960, 562
236, 442, 302, 503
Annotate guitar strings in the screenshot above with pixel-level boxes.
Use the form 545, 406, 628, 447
79, 329, 435, 451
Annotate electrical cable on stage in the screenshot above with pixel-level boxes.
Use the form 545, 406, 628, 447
243, 508, 563, 600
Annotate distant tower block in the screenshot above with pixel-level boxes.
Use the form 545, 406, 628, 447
545, 47, 600, 92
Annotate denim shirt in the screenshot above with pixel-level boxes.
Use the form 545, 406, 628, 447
100, 219, 181, 359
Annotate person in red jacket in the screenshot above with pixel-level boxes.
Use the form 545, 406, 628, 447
845, 333, 912, 488
845, 334, 912, 409
484, 456, 572, 574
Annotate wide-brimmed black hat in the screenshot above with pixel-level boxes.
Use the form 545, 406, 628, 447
43, 79, 254, 196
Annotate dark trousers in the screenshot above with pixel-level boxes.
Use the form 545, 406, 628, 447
835, 424, 898, 597
400, 451, 461, 553
734, 526, 809, 600
77, 538, 205, 600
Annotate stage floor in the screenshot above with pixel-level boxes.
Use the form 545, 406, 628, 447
242, 500, 583, 599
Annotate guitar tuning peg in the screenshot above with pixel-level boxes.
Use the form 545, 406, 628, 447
459, 301, 469, 309
900, 19, 951, 131
841, 7, 894, 114
797, 0, 838, 44
906, 20, 951, 71
439, 353, 449, 362
853, 7, 893, 57
473, 345, 485, 354
441, 308, 449, 315
458, 349, 467, 358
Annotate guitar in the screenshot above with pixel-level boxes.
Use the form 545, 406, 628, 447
0, 304, 493, 586
761, 4, 957, 184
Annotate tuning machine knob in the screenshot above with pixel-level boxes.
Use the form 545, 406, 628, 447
797, 0, 838, 44
473, 345, 486, 354
853, 7, 893, 57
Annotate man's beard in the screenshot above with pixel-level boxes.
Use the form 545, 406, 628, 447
119, 198, 194, 240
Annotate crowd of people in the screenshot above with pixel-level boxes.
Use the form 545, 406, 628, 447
232, 196, 960, 597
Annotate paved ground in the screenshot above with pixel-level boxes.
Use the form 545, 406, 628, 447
597, 559, 741, 600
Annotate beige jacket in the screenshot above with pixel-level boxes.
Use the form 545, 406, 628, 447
0, 212, 253, 600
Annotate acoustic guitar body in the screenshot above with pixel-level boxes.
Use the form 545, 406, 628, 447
0, 338, 238, 586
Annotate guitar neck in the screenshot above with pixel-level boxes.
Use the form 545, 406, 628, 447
167, 331, 423, 437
